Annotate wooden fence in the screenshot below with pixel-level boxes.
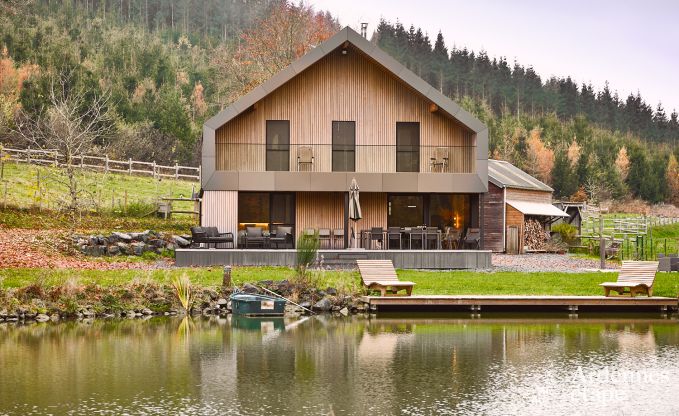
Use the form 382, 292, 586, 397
0, 146, 200, 182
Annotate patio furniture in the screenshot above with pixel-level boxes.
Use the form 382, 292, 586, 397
297, 146, 314, 171
605, 237, 621, 259
443, 227, 462, 249
304, 228, 316, 236
462, 228, 480, 249
332, 229, 344, 249
370, 227, 385, 250
387, 227, 402, 249
269, 226, 292, 249
318, 228, 331, 248
658, 254, 678, 272
408, 227, 425, 250
600, 261, 659, 297
430, 147, 449, 172
425, 228, 440, 250
190, 226, 234, 248
245, 227, 266, 249
357, 259, 415, 296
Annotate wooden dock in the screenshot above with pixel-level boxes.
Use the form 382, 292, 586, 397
360, 295, 678, 312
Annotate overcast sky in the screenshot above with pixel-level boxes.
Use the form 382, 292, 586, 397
309, 0, 679, 113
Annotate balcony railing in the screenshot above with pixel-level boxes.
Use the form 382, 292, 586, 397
215, 144, 476, 173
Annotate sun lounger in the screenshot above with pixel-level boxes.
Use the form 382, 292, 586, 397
600, 261, 659, 297
357, 259, 415, 296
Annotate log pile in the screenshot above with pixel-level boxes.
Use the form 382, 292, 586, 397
523, 219, 549, 250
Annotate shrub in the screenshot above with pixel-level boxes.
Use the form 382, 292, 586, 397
296, 231, 319, 281
552, 223, 577, 243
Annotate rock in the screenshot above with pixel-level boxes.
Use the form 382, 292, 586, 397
326, 287, 338, 296
165, 243, 176, 251
331, 305, 341, 312
0, 309, 7, 318
132, 242, 146, 256
35, 314, 50, 322
126, 310, 137, 318
141, 308, 153, 315
217, 298, 228, 307
339, 307, 349, 316
313, 297, 333, 312
112, 232, 132, 242
107, 245, 120, 256
149, 239, 165, 248
173, 235, 190, 247
299, 301, 311, 309
116, 242, 130, 255
81, 309, 95, 317
242, 283, 259, 294
50, 314, 60, 322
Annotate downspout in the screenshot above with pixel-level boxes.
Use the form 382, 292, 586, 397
502, 186, 507, 252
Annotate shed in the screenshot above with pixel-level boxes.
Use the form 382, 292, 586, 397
482, 160, 568, 253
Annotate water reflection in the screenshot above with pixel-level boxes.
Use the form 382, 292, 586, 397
0, 314, 678, 415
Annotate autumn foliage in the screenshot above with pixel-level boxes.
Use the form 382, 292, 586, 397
525, 128, 555, 185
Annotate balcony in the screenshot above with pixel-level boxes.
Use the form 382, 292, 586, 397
215, 144, 476, 174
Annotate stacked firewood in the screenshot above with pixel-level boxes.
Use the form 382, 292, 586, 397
523, 219, 549, 250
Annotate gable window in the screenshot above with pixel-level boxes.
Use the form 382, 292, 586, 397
396, 122, 420, 172
332, 121, 355, 172
266, 120, 290, 171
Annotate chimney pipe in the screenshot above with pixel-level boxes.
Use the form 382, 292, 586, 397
360, 23, 368, 38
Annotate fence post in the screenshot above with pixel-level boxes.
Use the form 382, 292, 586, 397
80, 155, 84, 168
128, 158, 132, 175
27, 146, 31, 164
152, 161, 156, 179
175, 163, 179, 179
53, 151, 58, 167
105, 155, 109, 173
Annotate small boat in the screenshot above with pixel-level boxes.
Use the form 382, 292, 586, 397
230, 293, 286, 316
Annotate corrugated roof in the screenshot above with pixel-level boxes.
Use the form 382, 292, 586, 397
488, 159, 553, 192
506, 200, 568, 217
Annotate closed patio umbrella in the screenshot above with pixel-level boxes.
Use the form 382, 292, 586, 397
349, 178, 362, 248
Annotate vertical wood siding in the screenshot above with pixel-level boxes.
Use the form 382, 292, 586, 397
201, 191, 238, 241
482, 183, 505, 252
505, 204, 525, 254
357, 193, 388, 233
216, 45, 475, 173
295, 192, 345, 240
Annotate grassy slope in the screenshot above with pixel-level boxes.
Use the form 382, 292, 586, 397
2, 267, 678, 297
0, 162, 196, 213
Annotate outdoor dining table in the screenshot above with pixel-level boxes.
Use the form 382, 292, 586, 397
360, 228, 442, 250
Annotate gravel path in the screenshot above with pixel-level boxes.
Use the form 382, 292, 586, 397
492, 253, 619, 273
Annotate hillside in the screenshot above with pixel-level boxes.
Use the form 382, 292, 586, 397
0, 1, 676, 205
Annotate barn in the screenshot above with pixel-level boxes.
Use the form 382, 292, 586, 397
482, 160, 569, 253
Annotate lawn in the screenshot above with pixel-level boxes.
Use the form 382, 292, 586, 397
2, 267, 678, 297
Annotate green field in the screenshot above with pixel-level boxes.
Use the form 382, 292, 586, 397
0, 161, 196, 214
2, 267, 678, 297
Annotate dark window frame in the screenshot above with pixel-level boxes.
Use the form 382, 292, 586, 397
266, 120, 290, 171
332, 120, 356, 172
396, 122, 420, 172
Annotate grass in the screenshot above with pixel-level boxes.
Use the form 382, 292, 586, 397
2, 267, 678, 297
0, 161, 197, 217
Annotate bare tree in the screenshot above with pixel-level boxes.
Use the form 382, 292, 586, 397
14, 72, 113, 221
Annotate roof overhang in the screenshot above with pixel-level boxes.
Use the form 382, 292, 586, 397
506, 200, 569, 217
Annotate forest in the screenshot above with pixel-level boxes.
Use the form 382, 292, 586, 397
0, 0, 677, 204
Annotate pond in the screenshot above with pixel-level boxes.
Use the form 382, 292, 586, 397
1, 314, 679, 415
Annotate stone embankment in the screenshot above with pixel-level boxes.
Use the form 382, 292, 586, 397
73, 230, 191, 256
0, 280, 367, 325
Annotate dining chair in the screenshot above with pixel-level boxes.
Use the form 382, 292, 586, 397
387, 227, 402, 250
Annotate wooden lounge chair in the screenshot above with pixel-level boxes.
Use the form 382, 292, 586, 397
600, 261, 659, 297
356, 259, 415, 296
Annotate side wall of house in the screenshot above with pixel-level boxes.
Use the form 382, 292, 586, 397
505, 204, 525, 254
201, 191, 238, 244
482, 183, 505, 252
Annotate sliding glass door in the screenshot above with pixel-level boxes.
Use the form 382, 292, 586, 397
388, 195, 425, 228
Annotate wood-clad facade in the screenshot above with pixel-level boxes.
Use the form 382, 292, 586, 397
215, 45, 475, 174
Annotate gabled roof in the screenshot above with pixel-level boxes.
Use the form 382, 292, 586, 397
204, 26, 486, 134
488, 159, 553, 192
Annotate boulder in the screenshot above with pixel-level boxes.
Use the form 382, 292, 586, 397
242, 283, 259, 294
132, 242, 146, 256
149, 239, 165, 248
141, 308, 153, 315
35, 314, 50, 322
339, 307, 349, 316
216, 298, 228, 307
173, 235, 190, 248
107, 245, 120, 256
326, 287, 338, 296
313, 297, 333, 312
112, 232, 132, 242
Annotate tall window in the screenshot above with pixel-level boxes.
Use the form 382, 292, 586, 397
266, 120, 290, 171
332, 121, 355, 172
396, 122, 420, 172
